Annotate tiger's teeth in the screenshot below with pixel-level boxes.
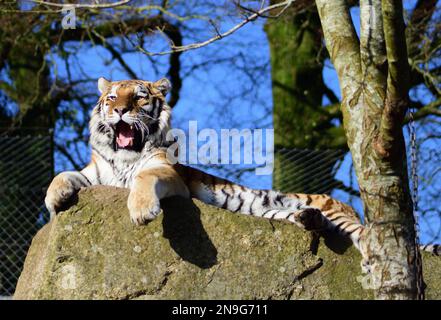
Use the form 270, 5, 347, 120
130, 125, 133, 130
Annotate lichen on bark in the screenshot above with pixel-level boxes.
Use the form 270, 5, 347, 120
316, 0, 422, 299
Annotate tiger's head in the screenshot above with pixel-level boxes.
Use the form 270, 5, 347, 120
90, 77, 172, 162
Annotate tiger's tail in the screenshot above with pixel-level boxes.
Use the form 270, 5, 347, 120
178, 166, 440, 256
179, 166, 364, 249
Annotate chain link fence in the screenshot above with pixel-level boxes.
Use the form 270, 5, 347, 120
0, 138, 354, 297
273, 146, 441, 246
0, 130, 438, 298
0, 128, 53, 297
273, 148, 358, 196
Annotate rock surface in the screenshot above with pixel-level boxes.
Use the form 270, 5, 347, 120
14, 186, 440, 299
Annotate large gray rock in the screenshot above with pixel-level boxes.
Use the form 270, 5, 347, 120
13, 186, 440, 299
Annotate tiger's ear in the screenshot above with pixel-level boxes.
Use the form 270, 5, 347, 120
154, 78, 171, 96
98, 77, 111, 94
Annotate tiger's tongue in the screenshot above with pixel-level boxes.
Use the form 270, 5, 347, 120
116, 123, 134, 148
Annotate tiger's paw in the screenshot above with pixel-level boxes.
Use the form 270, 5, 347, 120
127, 189, 161, 225
45, 173, 79, 219
293, 208, 325, 231
361, 258, 372, 274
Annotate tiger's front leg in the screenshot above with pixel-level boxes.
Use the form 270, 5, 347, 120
45, 171, 92, 219
128, 165, 190, 225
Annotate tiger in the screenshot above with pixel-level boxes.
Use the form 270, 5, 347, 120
45, 77, 440, 263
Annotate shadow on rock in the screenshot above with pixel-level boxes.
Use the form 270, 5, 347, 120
310, 230, 353, 255
161, 196, 218, 268
56, 192, 80, 214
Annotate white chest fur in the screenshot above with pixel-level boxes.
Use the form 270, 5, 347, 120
83, 148, 170, 189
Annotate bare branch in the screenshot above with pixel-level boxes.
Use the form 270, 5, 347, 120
49, 16, 165, 44
359, 0, 387, 103
315, 0, 361, 103
104, 45, 138, 79
409, 62, 441, 96
407, 0, 437, 58
54, 142, 82, 171
405, 98, 441, 123
382, 0, 410, 100
27, 0, 132, 9
235, 0, 313, 19
134, 0, 296, 56
375, 0, 411, 158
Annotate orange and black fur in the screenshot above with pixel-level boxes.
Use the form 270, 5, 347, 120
45, 77, 439, 259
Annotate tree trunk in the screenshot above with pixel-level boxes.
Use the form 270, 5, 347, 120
315, 0, 422, 299
265, 2, 346, 193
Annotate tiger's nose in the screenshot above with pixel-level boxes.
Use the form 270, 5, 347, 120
114, 107, 129, 116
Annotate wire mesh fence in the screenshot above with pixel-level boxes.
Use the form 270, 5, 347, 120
273, 145, 441, 246
273, 148, 359, 196
0, 128, 53, 296
0, 129, 438, 297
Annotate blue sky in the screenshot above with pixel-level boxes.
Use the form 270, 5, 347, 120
49, 1, 439, 243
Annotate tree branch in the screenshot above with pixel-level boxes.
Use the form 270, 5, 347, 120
132, 0, 297, 56
405, 98, 441, 123
360, 0, 387, 102
382, 0, 410, 99
29, 0, 132, 9
50, 16, 165, 44
54, 142, 82, 171
375, 0, 410, 158
315, 0, 361, 104
322, 83, 339, 104
236, 0, 314, 19
409, 63, 441, 97
407, 0, 437, 58
104, 45, 138, 79
161, 23, 182, 108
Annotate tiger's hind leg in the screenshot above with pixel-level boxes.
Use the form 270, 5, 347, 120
292, 207, 329, 231
179, 166, 371, 263
286, 193, 372, 274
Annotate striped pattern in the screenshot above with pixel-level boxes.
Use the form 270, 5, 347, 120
46, 77, 440, 267
420, 244, 440, 256
178, 165, 366, 251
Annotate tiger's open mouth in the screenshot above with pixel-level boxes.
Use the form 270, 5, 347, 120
114, 121, 141, 151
